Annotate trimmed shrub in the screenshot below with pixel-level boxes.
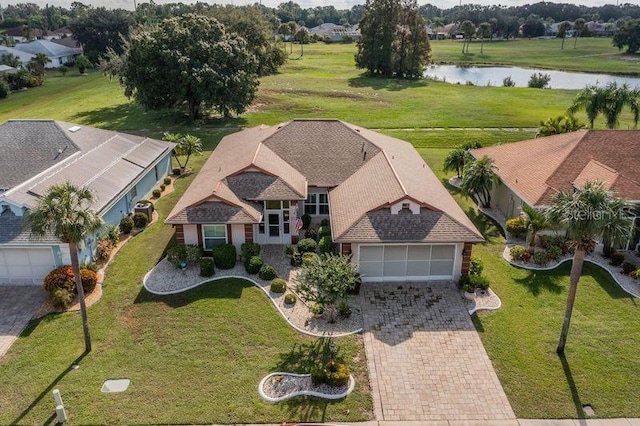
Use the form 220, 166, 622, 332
104, 224, 120, 245
633, 269, 640, 279
622, 261, 638, 275
270, 278, 287, 293
160, 184, 166, 191
301, 214, 312, 229
43, 265, 75, 293
318, 235, 335, 254
469, 274, 490, 290
119, 215, 134, 234
81, 261, 99, 272
290, 252, 302, 267
546, 245, 562, 261
245, 255, 264, 274
199, 258, 215, 277
318, 225, 331, 238
509, 245, 529, 262
51, 288, 74, 310
469, 256, 483, 276
284, 245, 295, 255
533, 251, 548, 265
163, 177, 172, 185
284, 293, 296, 305
320, 218, 330, 226
339, 301, 352, 318
325, 361, 350, 387
610, 252, 625, 267
95, 239, 114, 261
302, 252, 319, 266
259, 264, 277, 280
133, 212, 148, 228
212, 243, 237, 269
172, 168, 181, 176
80, 269, 98, 293
241, 242, 261, 259
304, 227, 318, 241
311, 303, 324, 315
298, 238, 317, 254
458, 274, 471, 289
506, 216, 527, 239
152, 189, 161, 198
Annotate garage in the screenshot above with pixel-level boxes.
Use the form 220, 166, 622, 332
358, 244, 457, 282
0, 247, 55, 286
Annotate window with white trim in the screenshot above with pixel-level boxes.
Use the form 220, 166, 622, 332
304, 193, 329, 216
202, 225, 226, 250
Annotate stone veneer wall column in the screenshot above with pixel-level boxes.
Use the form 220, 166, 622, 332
175, 224, 184, 245
461, 242, 473, 275
197, 224, 203, 249
226, 224, 233, 245
291, 201, 299, 244
244, 224, 254, 243
341, 243, 351, 256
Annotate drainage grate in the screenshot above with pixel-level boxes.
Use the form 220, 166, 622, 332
101, 379, 130, 393
583, 404, 595, 416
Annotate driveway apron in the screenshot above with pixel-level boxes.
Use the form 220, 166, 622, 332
0, 286, 47, 357
362, 282, 515, 421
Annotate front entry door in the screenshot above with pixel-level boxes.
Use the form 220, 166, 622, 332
267, 211, 282, 244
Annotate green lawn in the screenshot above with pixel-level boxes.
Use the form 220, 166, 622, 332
431, 37, 640, 75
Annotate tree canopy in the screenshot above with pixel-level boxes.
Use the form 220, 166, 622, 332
355, 0, 430, 78
568, 82, 640, 129
69, 7, 135, 63
613, 18, 640, 54
109, 14, 259, 121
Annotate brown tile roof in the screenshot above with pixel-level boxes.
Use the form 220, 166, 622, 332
472, 130, 640, 205
168, 120, 483, 244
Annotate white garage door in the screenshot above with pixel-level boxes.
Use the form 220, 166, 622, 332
358, 244, 456, 282
0, 247, 55, 286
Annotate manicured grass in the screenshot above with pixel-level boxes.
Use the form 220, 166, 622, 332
0, 135, 373, 424
421, 148, 640, 419
431, 38, 640, 76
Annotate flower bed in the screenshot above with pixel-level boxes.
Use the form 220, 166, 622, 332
258, 372, 355, 402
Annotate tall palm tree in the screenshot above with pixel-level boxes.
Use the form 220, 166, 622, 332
477, 22, 492, 54
568, 84, 607, 128
27, 182, 103, 353
603, 83, 640, 129
163, 132, 203, 170
443, 147, 470, 179
460, 20, 475, 54
545, 181, 632, 355
521, 204, 548, 250
461, 156, 496, 208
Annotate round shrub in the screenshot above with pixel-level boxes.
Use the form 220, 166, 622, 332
199, 258, 215, 277
241, 242, 261, 259
546, 245, 562, 261
533, 251, 548, 265
95, 239, 114, 261
152, 189, 161, 198
509, 245, 529, 262
259, 264, 277, 280
320, 218, 330, 226
469, 256, 484, 276
297, 238, 317, 254
302, 252, 319, 266
119, 215, 134, 234
506, 216, 527, 239
325, 361, 350, 387
172, 168, 181, 176
163, 177, 172, 185
270, 278, 287, 293
166, 245, 187, 267
80, 269, 98, 293
622, 261, 638, 275
245, 255, 264, 274
212, 243, 237, 269
43, 266, 75, 293
304, 227, 318, 241
133, 212, 148, 228
284, 293, 296, 305
284, 245, 295, 256
290, 251, 302, 267
610, 252, 625, 267
311, 304, 324, 315
318, 225, 331, 238
301, 214, 312, 229
160, 184, 166, 191
318, 235, 335, 254
51, 288, 74, 310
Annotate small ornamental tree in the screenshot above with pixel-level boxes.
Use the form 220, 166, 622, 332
293, 254, 359, 323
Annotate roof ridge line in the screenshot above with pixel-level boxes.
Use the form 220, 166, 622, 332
380, 149, 408, 196
542, 130, 591, 194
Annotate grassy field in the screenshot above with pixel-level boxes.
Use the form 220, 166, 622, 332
430, 37, 640, 75
0, 136, 373, 425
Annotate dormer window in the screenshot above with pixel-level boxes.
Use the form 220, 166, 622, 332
402, 202, 410, 210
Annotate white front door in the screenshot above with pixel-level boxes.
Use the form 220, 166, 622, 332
266, 211, 283, 244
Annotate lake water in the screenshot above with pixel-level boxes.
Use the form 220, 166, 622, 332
424, 65, 640, 90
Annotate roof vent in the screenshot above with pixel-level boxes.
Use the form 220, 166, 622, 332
68, 126, 81, 133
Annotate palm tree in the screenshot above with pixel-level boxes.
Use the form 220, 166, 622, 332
163, 132, 203, 171
443, 147, 470, 179
573, 18, 586, 49
521, 204, 548, 250
537, 114, 584, 136
27, 182, 103, 353
460, 20, 475, 54
558, 21, 572, 50
568, 84, 607, 128
545, 181, 633, 355
431, 16, 444, 40
603, 82, 640, 129
461, 156, 496, 208
477, 22, 492, 54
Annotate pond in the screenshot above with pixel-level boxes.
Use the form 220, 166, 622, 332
423, 64, 640, 90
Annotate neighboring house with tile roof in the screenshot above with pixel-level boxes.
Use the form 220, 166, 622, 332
471, 130, 640, 250
167, 119, 483, 282
14, 40, 79, 67
0, 120, 175, 285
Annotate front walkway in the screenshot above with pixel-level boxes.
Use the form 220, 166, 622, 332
0, 286, 47, 357
362, 282, 515, 421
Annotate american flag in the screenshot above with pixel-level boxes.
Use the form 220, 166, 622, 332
294, 208, 303, 231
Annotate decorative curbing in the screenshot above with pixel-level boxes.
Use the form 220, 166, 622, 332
468, 289, 502, 315
502, 246, 640, 299
143, 272, 363, 338
258, 372, 355, 403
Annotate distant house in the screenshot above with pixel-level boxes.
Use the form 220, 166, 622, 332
471, 130, 640, 250
50, 37, 83, 55
3, 25, 46, 43
0, 120, 175, 285
0, 65, 17, 75
0, 46, 35, 64
13, 40, 79, 67
167, 119, 483, 283
309, 23, 360, 42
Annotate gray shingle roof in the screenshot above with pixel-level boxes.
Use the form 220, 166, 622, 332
14, 39, 78, 58
169, 201, 259, 224
336, 209, 484, 243
225, 172, 302, 201
0, 120, 79, 191
0, 210, 58, 244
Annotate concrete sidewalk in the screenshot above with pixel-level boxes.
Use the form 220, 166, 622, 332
245, 419, 640, 426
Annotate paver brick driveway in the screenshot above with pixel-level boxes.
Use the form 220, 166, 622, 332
0, 286, 47, 357
362, 282, 515, 421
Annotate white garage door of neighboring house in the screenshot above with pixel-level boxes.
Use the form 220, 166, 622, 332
358, 244, 456, 282
0, 247, 55, 286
